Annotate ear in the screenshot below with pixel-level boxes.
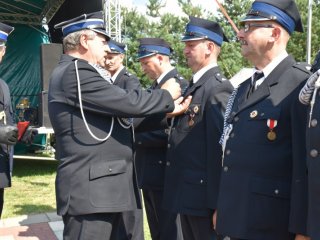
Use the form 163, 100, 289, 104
206, 41, 215, 55
270, 26, 281, 42
79, 34, 90, 50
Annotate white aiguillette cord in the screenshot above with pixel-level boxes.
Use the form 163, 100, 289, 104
309, 74, 320, 128
75, 60, 114, 141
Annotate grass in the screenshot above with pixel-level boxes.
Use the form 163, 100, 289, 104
2, 159, 152, 239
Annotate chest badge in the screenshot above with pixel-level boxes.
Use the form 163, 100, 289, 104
250, 110, 258, 118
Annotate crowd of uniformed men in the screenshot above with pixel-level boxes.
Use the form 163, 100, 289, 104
0, 0, 320, 239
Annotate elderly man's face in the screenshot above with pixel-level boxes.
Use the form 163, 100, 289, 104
85, 32, 109, 65
237, 21, 275, 62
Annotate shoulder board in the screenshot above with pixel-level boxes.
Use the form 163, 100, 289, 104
124, 71, 132, 77
293, 62, 312, 74
214, 72, 228, 82
174, 73, 185, 81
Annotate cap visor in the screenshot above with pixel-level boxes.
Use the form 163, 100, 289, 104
240, 16, 271, 22
137, 52, 156, 60
181, 35, 206, 42
92, 29, 110, 40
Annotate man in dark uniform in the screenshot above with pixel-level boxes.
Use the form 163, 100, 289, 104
135, 37, 188, 240
299, 64, 320, 240
0, 22, 19, 218
105, 39, 144, 240
105, 39, 141, 89
48, 11, 189, 240
161, 16, 233, 240
216, 1, 311, 239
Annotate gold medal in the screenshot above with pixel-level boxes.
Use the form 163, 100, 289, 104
188, 119, 194, 126
267, 131, 276, 141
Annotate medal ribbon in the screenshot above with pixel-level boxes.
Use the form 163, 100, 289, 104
267, 119, 277, 130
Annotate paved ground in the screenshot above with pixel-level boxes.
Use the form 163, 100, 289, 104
0, 212, 63, 240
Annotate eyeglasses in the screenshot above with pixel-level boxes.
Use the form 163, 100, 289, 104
241, 23, 274, 33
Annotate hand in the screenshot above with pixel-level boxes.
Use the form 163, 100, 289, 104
167, 96, 192, 118
295, 234, 310, 240
0, 125, 18, 145
212, 210, 217, 230
161, 78, 181, 100
20, 127, 38, 144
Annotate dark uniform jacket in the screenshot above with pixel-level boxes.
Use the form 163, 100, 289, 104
113, 67, 141, 90
48, 54, 174, 216
216, 56, 310, 240
0, 79, 14, 189
135, 68, 188, 190
162, 66, 233, 217
306, 90, 320, 240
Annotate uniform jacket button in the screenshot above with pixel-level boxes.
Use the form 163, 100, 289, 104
230, 133, 235, 138
108, 168, 112, 172
226, 149, 231, 155
311, 119, 318, 127
158, 160, 163, 164
234, 116, 239, 122
274, 189, 279, 195
310, 149, 318, 158
167, 143, 171, 148
166, 162, 170, 166
223, 166, 229, 172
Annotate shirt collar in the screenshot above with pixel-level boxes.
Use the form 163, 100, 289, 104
156, 67, 174, 84
258, 51, 288, 78
193, 63, 218, 84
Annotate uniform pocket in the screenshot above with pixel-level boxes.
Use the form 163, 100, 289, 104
181, 170, 207, 210
248, 177, 290, 230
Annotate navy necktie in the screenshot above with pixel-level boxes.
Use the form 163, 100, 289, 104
248, 71, 264, 97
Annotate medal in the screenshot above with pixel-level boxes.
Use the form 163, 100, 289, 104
267, 131, 276, 141
267, 119, 278, 141
188, 119, 194, 126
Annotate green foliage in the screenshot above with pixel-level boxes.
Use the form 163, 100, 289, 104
121, 0, 320, 86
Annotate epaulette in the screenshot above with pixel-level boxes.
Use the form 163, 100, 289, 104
173, 73, 185, 81
125, 71, 132, 77
293, 62, 312, 74
215, 72, 228, 82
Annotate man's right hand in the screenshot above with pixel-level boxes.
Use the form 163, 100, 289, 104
0, 125, 18, 145
161, 78, 181, 100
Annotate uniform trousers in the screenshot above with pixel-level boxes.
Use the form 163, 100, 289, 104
180, 214, 218, 240
143, 189, 183, 240
121, 210, 144, 240
63, 212, 136, 240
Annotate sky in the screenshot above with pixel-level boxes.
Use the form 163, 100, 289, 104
119, 0, 220, 17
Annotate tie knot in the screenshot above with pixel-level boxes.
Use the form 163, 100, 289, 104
252, 71, 264, 84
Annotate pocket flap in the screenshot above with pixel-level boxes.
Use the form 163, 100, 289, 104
250, 177, 290, 199
90, 159, 126, 180
184, 170, 206, 185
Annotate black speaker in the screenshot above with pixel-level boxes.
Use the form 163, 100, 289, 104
40, 43, 63, 91
39, 43, 63, 127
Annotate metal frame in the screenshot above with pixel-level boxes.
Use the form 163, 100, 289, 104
104, 0, 121, 42
0, 0, 65, 25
